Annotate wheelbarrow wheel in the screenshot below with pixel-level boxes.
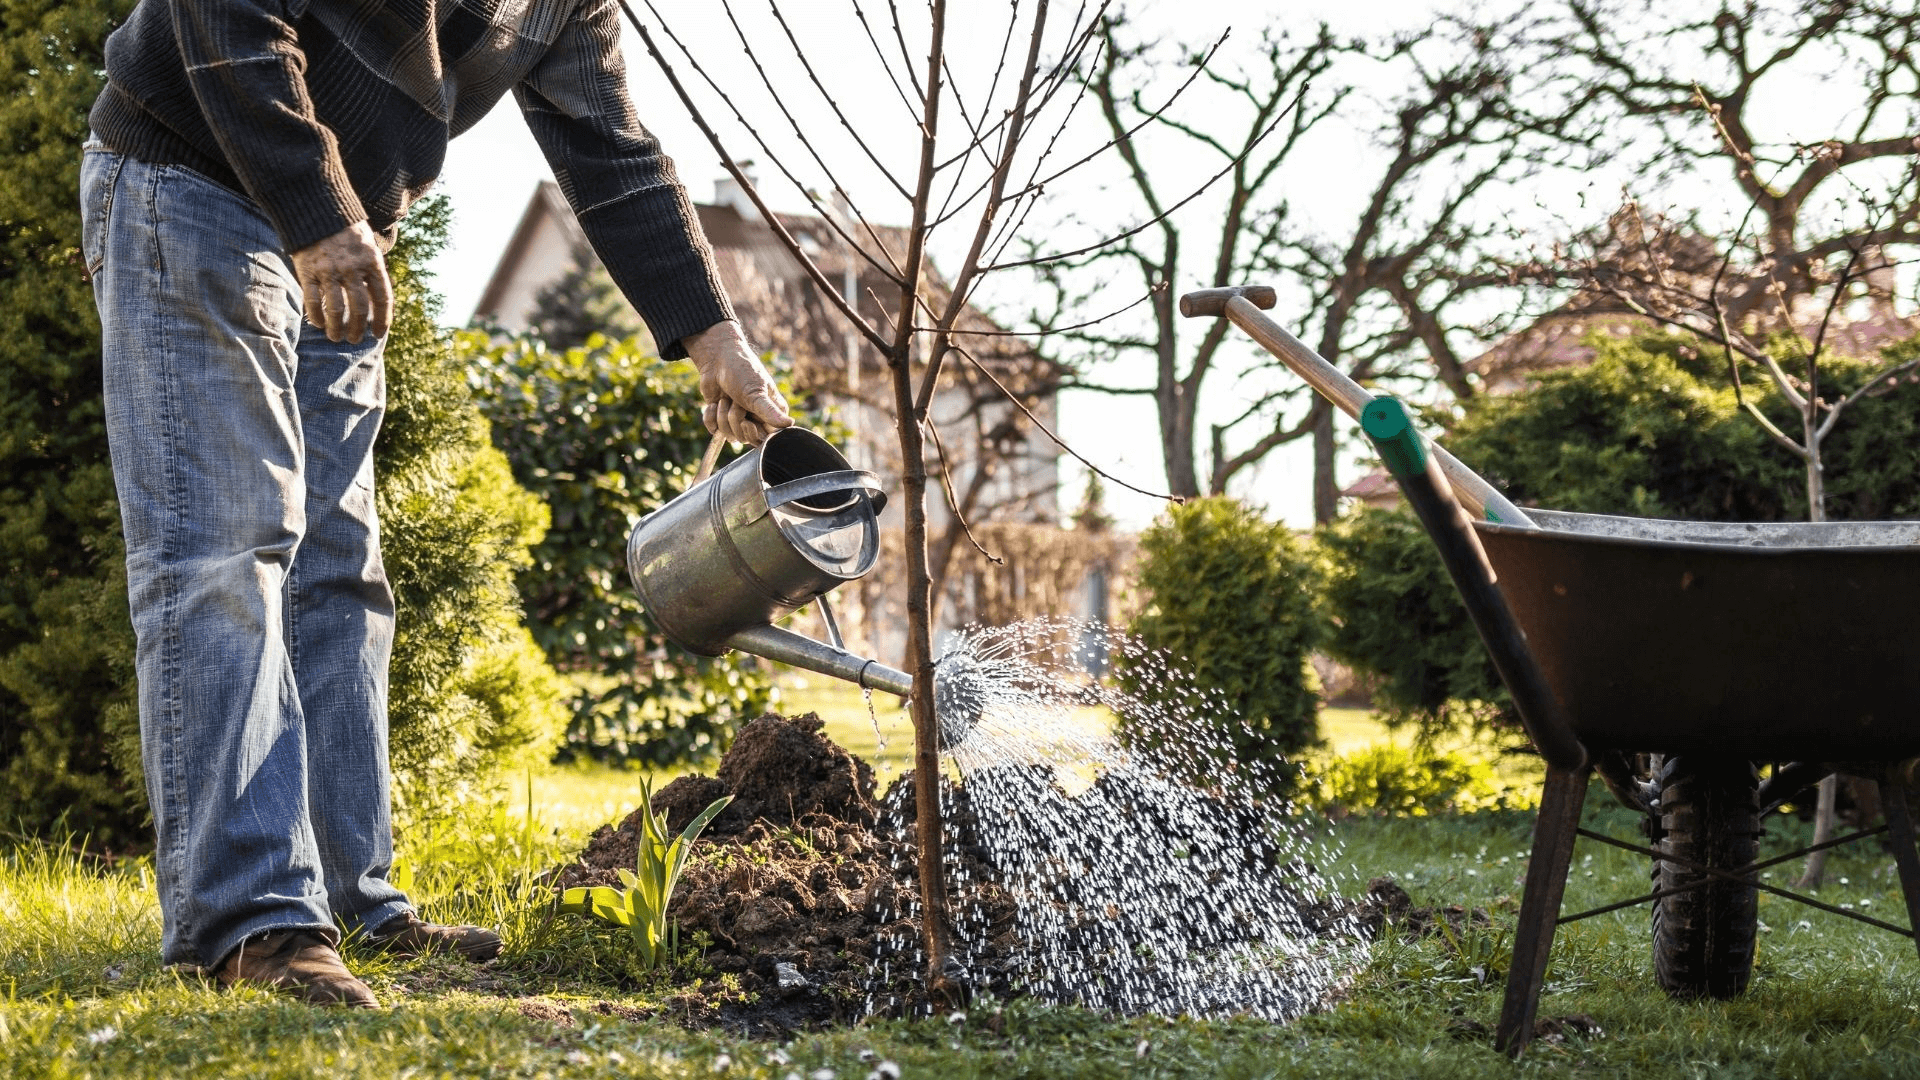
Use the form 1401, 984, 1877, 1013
1650, 755, 1761, 999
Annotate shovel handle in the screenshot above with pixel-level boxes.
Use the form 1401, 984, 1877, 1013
1181, 287, 1533, 527
1361, 398, 1583, 772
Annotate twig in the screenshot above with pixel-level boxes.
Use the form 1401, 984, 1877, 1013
621, 0, 893, 353
914, 0, 1058, 414
923, 414, 1005, 565
763, 0, 912, 199
848, 0, 922, 116
952, 343, 1181, 502
985, 91, 1298, 272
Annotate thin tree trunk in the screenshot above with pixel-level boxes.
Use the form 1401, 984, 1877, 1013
1796, 774, 1839, 890
1311, 401, 1338, 524
1797, 442, 1837, 889
889, 355, 953, 989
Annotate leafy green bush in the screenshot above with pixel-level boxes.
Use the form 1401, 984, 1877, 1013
1116, 496, 1321, 794
1316, 506, 1507, 736
463, 332, 777, 766
1305, 743, 1501, 817
1317, 329, 1920, 738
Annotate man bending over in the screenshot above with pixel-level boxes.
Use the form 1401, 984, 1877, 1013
82, 0, 790, 1008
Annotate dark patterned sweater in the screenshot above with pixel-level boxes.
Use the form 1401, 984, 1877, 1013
90, 0, 731, 357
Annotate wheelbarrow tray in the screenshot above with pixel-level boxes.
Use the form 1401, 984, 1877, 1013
1479, 509, 1920, 761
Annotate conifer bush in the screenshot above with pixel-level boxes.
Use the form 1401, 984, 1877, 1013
1318, 330, 1920, 739
1116, 496, 1321, 796
377, 201, 569, 814
0, 10, 567, 837
0, 0, 142, 845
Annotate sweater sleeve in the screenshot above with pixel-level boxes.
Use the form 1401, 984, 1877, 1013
514, 0, 732, 360
167, 0, 365, 252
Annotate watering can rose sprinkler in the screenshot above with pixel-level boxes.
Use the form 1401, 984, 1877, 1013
626, 427, 985, 746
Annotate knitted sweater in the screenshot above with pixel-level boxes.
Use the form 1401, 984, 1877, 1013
90, 0, 731, 357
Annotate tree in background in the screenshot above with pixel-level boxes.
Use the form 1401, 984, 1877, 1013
1118, 497, 1321, 797
464, 330, 779, 766
1043, 13, 1598, 517
1537, 0, 1920, 884
524, 243, 647, 353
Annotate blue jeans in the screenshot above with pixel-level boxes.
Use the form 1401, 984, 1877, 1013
81, 144, 412, 969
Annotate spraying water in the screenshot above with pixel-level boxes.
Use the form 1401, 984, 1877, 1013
870, 618, 1363, 1021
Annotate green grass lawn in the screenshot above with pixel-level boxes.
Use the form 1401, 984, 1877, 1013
7, 698, 1920, 1077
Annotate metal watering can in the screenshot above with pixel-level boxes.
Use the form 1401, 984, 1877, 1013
626, 427, 918, 698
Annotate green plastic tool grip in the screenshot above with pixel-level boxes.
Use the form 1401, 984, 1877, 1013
1361, 397, 1427, 479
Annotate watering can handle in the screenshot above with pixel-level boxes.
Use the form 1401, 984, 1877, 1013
695, 433, 725, 483
764, 470, 889, 516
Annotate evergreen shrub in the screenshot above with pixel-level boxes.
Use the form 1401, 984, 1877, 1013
1116, 496, 1321, 796
1317, 330, 1920, 739
0, 0, 141, 845
0, 47, 567, 835
378, 201, 569, 814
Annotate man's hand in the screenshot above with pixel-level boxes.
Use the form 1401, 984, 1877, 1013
684, 321, 793, 445
290, 221, 393, 343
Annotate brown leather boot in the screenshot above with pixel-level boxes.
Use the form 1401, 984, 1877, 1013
365, 913, 503, 961
217, 930, 380, 1008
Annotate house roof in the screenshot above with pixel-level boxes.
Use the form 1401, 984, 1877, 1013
1471, 207, 1920, 393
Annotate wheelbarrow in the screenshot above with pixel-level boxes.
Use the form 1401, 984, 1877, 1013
1180, 285, 1920, 1056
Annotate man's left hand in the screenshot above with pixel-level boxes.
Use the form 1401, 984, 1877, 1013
684, 321, 793, 445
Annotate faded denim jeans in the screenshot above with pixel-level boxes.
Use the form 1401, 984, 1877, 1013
81, 143, 413, 969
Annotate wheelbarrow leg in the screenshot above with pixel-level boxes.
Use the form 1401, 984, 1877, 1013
1878, 777, 1920, 965
1496, 764, 1591, 1057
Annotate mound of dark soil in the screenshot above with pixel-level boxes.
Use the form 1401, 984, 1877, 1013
549, 713, 1013, 1036
547, 712, 1379, 1037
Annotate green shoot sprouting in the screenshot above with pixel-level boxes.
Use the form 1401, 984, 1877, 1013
557, 776, 731, 970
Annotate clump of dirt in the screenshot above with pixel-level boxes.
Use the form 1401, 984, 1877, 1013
549, 713, 1013, 1036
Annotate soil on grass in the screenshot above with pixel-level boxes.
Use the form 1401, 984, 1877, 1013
541, 712, 1393, 1038
547, 713, 1016, 1036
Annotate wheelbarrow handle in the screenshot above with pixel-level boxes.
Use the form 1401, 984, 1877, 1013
1362, 397, 1585, 773
1180, 286, 1533, 528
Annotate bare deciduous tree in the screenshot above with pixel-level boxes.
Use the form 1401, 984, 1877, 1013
1039, 14, 1598, 520
617, 0, 1209, 990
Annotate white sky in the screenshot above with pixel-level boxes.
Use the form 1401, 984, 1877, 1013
422, 0, 1898, 530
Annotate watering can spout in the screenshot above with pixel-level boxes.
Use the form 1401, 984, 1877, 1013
723, 624, 988, 749
724, 623, 915, 699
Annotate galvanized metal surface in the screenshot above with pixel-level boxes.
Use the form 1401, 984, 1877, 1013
1526, 507, 1920, 548
627, 427, 884, 656
723, 623, 913, 698
1477, 510, 1920, 760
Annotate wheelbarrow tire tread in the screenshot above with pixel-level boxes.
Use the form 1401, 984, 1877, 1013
1651, 755, 1761, 1000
